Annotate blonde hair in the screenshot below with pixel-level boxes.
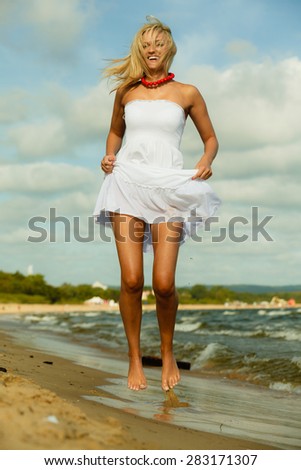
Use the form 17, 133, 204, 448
103, 17, 177, 92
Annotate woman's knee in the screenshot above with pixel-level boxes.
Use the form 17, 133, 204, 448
153, 277, 175, 299
121, 273, 144, 294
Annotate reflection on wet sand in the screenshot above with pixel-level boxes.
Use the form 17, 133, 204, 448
154, 389, 190, 422
164, 389, 190, 408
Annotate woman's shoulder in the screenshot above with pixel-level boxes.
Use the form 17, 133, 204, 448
172, 81, 204, 109
115, 86, 127, 103
116, 84, 141, 107
174, 81, 202, 97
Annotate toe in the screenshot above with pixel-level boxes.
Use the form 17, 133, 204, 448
162, 380, 169, 392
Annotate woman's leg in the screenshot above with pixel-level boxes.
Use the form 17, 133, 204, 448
110, 213, 146, 390
151, 221, 183, 391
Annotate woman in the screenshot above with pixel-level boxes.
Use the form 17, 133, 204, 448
94, 17, 220, 391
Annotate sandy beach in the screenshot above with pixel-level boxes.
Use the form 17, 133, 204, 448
0, 321, 279, 450
1, 301, 298, 317
0, 302, 226, 316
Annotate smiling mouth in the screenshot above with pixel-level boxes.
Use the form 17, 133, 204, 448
148, 56, 159, 61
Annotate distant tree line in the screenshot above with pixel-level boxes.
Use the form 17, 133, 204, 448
147, 284, 301, 305
0, 270, 300, 305
178, 285, 301, 304
0, 270, 119, 304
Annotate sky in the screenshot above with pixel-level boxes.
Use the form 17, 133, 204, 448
1, 0, 301, 288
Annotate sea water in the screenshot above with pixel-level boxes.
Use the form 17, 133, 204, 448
4, 306, 301, 393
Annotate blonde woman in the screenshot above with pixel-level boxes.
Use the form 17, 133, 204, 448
94, 17, 220, 391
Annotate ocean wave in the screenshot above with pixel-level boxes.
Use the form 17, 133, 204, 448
83, 312, 102, 317
175, 321, 202, 332
292, 357, 301, 370
251, 329, 268, 338
71, 322, 98, 330
226, 356, 301, 392
195, 328, 268, 338
257, 309, 294, 317
269, 329, 301, 341
182, 341, 199, 352
192, 343, 230, 369
223, 310, 240, 316
22, 314, 58, 324
269, 382, 301, 394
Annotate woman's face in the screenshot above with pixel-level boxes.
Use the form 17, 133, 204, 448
141, 30, 169, 72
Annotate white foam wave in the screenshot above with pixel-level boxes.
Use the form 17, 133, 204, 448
40, 325, 69, 333
269, 382, 301, 394
292, 357, 301, 370
242, 354, 265, 365
182, 341, 197, 352
193, 343, 228, 368
175, 321, 202, 332
71, 322, 98, 330
258, 309, 294, 317
269, 329, 301, 341
23, 315, 50, 323
196, 328, 263, 338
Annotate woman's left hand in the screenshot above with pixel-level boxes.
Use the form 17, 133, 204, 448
192, 157, 212, 180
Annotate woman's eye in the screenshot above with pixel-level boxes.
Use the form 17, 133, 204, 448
142, 41, 165, 49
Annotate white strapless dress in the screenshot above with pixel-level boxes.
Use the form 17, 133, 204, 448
94, 100, 221, 252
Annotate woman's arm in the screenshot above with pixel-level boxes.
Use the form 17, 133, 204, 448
187, 86, 218, 180
101, 89, 126, 173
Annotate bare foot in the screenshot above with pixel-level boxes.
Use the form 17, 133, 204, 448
127, 356, 147, 391
161, 351, 180, 391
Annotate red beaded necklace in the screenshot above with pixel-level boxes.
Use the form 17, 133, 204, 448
141, 72, 175, 88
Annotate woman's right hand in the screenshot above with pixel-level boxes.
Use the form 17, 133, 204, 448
100, 154, 116, 173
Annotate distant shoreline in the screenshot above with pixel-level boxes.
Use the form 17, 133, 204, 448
1, 302, 300, 316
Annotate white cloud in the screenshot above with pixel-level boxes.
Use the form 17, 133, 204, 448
226, 40, 257, 60
24, 0, 87, 58
215, 176, 301, 209
185, 57, 301, 152
68, 84, 114, 139
50, 190, 99, 216
0, 89, 28, 123
47, 83, 113, 143
0, 162, 96, 193
7, 82, 113, 158
0, 227, 30, 244
214, 140, 301, 181
175, 31, 218, 70
9, 119, 68, 158
0, 0, 95, 60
